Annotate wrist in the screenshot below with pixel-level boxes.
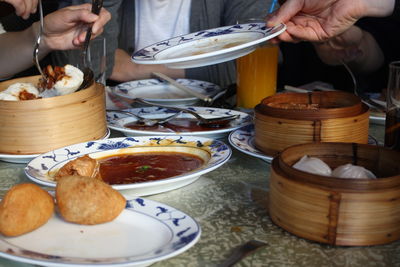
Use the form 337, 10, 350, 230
31, 21, 52, 55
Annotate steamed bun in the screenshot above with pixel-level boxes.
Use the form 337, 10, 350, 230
292, 155, 332, 176
332, 164, 376, 179
54, 64, 84, 96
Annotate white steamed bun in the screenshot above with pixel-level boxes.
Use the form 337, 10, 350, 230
292, 155, 332, 176
0, 82, 39, 101
54, 64, 84, 96
332, 164, 376, 179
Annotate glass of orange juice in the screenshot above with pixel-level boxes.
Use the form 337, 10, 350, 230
236, 43, 279, 109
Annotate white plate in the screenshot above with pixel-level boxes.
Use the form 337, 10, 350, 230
107, 107, 252, 139
229, 125, 379, 163
111, 79, 222, 106
132, 23, 286, 69
25, 136, 231, 196
0, 197, 201, 267
0, 128, 111, 164
228, 124, 273, 163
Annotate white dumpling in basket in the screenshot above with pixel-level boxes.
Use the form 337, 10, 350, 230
292, 155, 332, 176
332, 164, 376, 179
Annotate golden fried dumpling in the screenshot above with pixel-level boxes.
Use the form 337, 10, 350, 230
56, 176, 125, 225
55, 155, 101, 180
0, 183, 54, 237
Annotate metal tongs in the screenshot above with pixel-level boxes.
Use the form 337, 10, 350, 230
77, 0, 104, 90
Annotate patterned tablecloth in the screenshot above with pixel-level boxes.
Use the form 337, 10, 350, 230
1, 124, 399, 267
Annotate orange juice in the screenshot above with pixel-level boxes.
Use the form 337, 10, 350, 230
236, 44, 279, 108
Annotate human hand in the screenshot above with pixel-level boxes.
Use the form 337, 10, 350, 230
3, 0, 38, 19
267, 0, 395, 42
40, 3, 111, 51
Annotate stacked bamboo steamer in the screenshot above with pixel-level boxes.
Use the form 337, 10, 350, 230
269, 142, 400, 246
254, 91, 370, 157
0, 75, 107, 154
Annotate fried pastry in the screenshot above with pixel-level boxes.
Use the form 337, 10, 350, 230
54, 155, 101, 180
0, 183, 54, 237
56, 175, 125, 225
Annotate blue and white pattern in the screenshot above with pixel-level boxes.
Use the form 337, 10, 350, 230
107, 107, 252, 139
112, 78, 222, 106
25, 136, 231, 194
132, 23, 286, 68
0, 198, 201, 266
228, 124, 273, 163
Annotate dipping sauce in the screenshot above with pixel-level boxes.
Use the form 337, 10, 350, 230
98, 152, 204, 184
124, 118, 230, 132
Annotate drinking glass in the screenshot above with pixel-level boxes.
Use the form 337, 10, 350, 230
236, 19, 279, 109
384, 61, 400, 150
68, 36, 107, 85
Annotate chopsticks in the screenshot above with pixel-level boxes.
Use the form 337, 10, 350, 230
152, 72, 212, 103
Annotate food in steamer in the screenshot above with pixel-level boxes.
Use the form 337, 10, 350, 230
0, 64, 83, 101
293, 155, 376, 179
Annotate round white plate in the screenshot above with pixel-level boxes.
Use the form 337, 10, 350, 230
132, 23, 286, 69
0, 197, 201, 267
229, 125, 379, 163
111, 79, 222, 106
0, 128, 111, 164
25, 136, 231, 196
107, 107, 252, 139
228, 124, 273, 163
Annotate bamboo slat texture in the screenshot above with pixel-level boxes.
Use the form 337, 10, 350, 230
269, 142, 400, 246
0, 76, 107, 154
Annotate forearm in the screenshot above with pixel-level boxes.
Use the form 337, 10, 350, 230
110, 49, 184, 82
313, 27, 383, 73
0, 22, 49, 79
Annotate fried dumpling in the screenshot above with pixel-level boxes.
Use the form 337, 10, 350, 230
0, 183, 54, 236
55, 155, 101, 180
56, 175, 125, 225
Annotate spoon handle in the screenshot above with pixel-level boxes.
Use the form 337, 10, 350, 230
152, 72, 212, 103
219, 240, 268, 267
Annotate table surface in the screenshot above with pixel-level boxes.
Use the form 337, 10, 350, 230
1, 123, 399, 267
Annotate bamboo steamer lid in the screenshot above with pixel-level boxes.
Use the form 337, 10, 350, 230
269, 142, 400, 246
0, 76, 107, 154
254, 91, 370, 157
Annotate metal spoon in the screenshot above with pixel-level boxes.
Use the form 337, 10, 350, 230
77, 0, 103, 91
33, 0, 47, 91
107, 109, 182, 126
133, 98, 240, 127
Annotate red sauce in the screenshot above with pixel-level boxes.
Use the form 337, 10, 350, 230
124, 118, 229, 132
98, 152, 204, 184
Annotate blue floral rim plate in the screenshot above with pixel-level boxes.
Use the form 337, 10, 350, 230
112, 78, 222, 106
0, 197, 201, 267
228, 124, 273, 163
25, 136, 231, 195
132, 23, 286, 68
107, 107, 252, 139
229, 125, 379, 163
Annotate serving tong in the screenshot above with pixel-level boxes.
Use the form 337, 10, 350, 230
77, 0, 104, 91
33, 0, 47, 91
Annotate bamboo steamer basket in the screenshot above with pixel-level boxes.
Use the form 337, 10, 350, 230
269, 142, 400, 246
254, 91, 370, 157
0, 76, 107, 154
